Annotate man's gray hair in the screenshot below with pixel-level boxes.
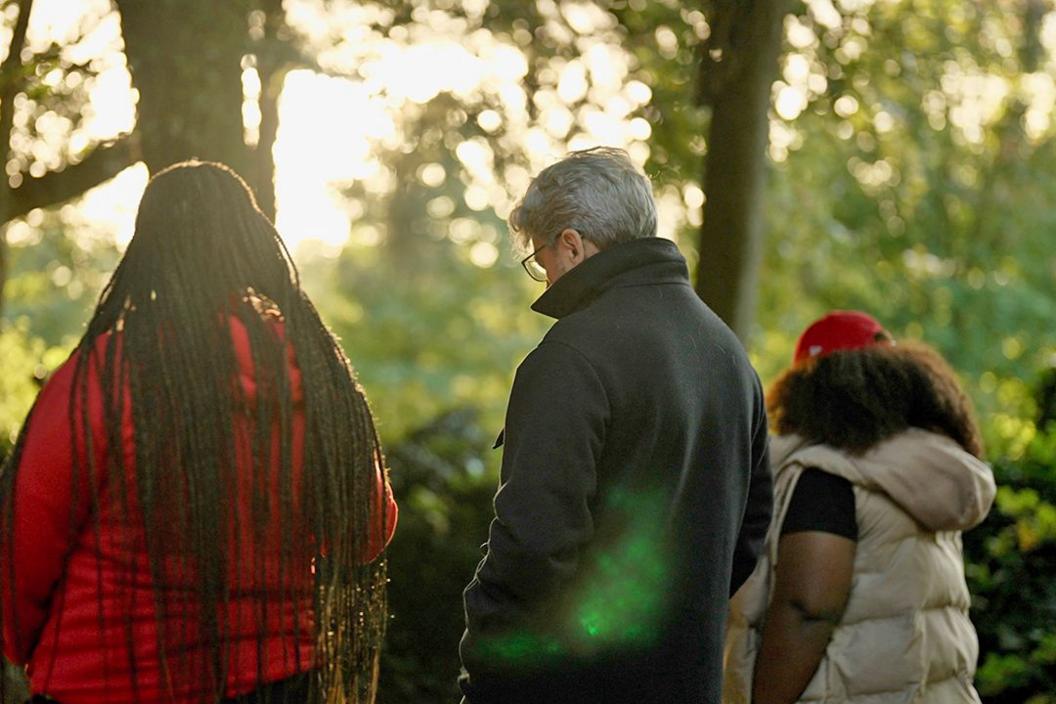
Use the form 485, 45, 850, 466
509, 146, 658, 251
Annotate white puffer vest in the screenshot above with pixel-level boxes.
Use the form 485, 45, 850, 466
724, 429, 996, 704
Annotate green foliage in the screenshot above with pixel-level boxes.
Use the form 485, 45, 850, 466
965, 373, 1056, 703
2, 660, 29, 704
303, 234, 547, 441
4, 211, 120, 347
608, 2, 708, 182
754, 0, 1056, 430
0, 211, 116, 453
378, 409, 498, 703
0, 322, 47, 450
297, 84, 552, 439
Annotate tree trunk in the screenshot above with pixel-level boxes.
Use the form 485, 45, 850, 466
246, 0, 287, 221
695, 0, 790, 342
251, 62, 283, 220
0, 0, 35, 324
115, 0, 253, 176
3, 1, 290, 321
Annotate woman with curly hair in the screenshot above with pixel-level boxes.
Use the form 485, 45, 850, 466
724, 311, 994, 704
1, 161, 396, 704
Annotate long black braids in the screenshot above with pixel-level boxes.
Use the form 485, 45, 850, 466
0, 161, 388, 703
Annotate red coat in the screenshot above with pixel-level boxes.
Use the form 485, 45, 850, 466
1, 317, 397, 703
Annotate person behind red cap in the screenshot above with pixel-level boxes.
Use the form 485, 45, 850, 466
723, 311, 994, 704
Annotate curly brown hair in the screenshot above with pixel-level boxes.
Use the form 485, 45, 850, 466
767, 341, 984, 458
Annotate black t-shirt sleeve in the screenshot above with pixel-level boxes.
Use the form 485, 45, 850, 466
780, 467, 858, 541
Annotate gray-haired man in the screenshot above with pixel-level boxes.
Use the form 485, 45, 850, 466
459, 147, 773, 704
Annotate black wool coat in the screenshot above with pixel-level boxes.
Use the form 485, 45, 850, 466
460, 237, 773, 704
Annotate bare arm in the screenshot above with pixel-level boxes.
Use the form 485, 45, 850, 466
752, 531, 855, 704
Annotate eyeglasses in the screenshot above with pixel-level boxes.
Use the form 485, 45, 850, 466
520, 241, 550, 282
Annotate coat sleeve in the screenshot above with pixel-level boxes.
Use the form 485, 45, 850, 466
729, 375, 773, 597
460, 341, 608, 694
1, 347, 106, 664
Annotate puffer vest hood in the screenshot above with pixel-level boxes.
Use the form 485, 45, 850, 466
724, 428, 995, 704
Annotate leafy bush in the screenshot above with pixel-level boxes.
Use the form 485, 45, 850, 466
965, 371, 1056, 704
378, 409, 499, 704
0, 323, 53, 449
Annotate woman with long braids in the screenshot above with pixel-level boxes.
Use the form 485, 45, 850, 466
0, 161, 397, 703
724, 311, 994, 704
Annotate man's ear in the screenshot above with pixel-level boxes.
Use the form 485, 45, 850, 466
558, 228, 583, 259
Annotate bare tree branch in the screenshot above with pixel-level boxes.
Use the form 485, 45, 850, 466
0, 133, 139, 223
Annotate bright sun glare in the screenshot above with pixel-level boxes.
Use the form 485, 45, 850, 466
17, 0, 681, 258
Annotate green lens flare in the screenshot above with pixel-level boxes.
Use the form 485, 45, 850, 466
478, 487, 671, 665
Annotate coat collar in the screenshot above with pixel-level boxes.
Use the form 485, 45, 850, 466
530, 237, 690, 320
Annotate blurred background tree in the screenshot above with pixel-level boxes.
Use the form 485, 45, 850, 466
0, 1, 1054, 702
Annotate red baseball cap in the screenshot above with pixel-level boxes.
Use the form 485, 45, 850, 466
793, 310, 891, 365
